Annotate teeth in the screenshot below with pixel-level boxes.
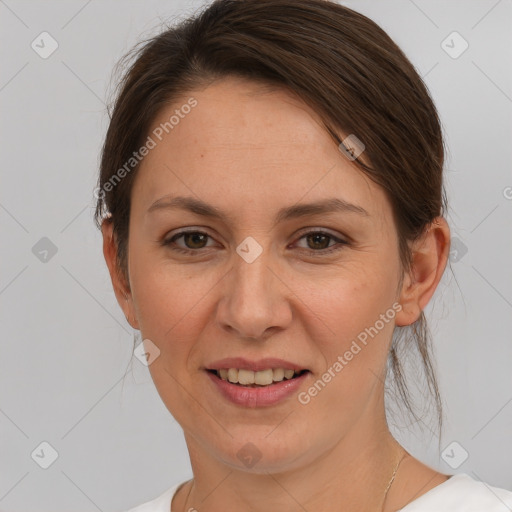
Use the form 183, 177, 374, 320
216, 368, 303, 386
227, 368, 238, 383
273, 368, 285, 382
238, 369, 255, 385
284, 369, 295, 379
254, 369, 273, 385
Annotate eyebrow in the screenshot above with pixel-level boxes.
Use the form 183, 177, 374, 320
146, 195, 369, 223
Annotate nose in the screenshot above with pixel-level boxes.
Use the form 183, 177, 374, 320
216, 246, 292, 341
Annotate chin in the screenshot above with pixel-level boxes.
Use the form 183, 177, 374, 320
209, 431, 311, 474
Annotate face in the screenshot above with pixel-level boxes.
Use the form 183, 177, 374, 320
107, 76, 425, 473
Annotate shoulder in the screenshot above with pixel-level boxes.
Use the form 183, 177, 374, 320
122, 482, 181, 512
399, 473, 512, 511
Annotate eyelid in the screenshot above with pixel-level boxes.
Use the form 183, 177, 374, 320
294, 226, 343, 238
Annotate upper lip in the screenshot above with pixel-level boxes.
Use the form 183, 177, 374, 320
206, 357, 308, 372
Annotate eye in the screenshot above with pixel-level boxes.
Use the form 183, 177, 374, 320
294, 230, 348, 255
162, 230, 216, 254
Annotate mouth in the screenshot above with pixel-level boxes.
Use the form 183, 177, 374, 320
207, 368, 309, 387
205, 365, 310, 407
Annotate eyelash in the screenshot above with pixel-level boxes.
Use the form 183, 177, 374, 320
161, 229, 349, 257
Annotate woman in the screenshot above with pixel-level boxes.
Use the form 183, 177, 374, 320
95, 0, 512, 510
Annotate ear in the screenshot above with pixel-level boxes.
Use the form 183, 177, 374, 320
395, 217, 450, 327
101, 219, 140, 330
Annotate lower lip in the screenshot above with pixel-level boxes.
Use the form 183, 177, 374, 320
206, 370, 309, 408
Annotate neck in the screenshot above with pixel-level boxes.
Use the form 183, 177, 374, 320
180, 404, 404, 512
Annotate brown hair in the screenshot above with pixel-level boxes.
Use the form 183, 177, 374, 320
95, 0, 448, 435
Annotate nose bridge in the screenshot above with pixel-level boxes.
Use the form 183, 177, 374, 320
218, 239, 289, 339
234, 247, 272, 301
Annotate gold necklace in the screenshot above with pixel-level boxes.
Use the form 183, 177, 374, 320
381, 450, 408, 511
180, 451, 408, 512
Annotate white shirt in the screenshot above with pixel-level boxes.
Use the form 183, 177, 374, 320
124, 473, 512, 512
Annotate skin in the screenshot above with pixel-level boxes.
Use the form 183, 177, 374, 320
102, 76, 451, 512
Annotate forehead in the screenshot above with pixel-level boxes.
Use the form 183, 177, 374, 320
152, 77, 334, 159
131, 76, 390, 225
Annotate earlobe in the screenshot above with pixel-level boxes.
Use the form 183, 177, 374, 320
394, 217, 450, 327
101, 219, 140, 330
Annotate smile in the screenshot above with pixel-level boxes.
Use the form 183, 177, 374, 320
205, 366, 310, 407
210, 368, 307, 387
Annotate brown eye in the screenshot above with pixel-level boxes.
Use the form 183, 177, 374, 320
305, 233, 332, 250
294, 230, 349, 256
162, 230, 214, 254
181, 232, 209, 249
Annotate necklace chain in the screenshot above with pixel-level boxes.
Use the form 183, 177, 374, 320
381, 450, 408, 511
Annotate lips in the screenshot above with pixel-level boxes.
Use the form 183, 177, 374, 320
206, 368, 309, 407
204, 357, 310, 407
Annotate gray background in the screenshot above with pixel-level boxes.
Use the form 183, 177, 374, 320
1, 0, 511, 510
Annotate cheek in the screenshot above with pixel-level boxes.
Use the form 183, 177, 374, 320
128, 229, 207, 326
296, 278, 398, 433
306, 263, 398, 339
128, 248, 209, 357
128, 259, 213, 423
304, 267, 399, 390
